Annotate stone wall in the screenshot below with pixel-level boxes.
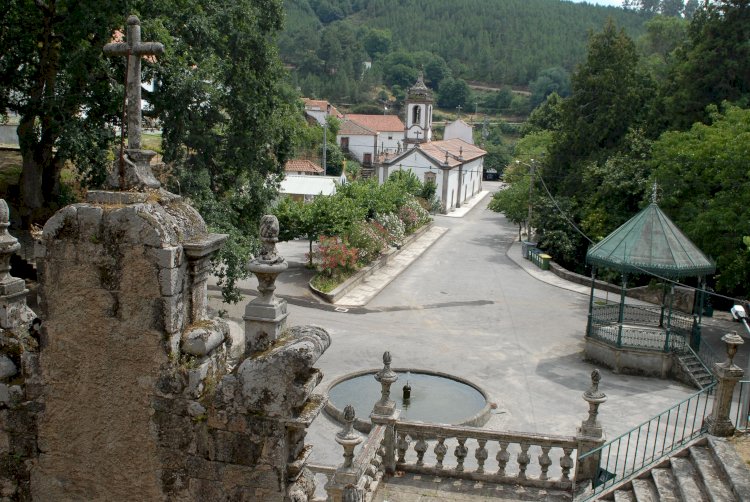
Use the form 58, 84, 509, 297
26, 185, 329, 500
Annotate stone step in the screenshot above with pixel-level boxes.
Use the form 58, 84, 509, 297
631, 478, 659, 502
708, 436, 750, 501
689, 444, 735, 502
651, 467, 680, 501
614, 488, 637, 502
670, 456, 708, 501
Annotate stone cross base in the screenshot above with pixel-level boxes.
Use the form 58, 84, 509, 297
107, 149, 161, 191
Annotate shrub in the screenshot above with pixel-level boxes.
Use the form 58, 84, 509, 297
375, 212, 405, 247
314, 236, 359, 277
345, 220, 389, 264
398, 199, 430, 233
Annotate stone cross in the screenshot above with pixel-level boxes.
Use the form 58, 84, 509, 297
104, 15, 164, 150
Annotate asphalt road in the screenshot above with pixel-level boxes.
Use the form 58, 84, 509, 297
209, 184, 699, 466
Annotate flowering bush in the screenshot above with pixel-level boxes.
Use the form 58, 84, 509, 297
398, 199, 431, 233
375, 212, 405, 247
313, 236, 359, 277
345, 220, 389, 264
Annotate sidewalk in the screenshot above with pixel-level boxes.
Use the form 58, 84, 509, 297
443, 189, 490, 218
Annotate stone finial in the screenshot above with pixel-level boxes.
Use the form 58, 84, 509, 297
372, 351, 398, 417
244, 215, 290, 353
0, 199, 33, 330
0, 199, 21, 285
580, 369, 607, 438
336, 405, 363, 469
721, 331, 744, 368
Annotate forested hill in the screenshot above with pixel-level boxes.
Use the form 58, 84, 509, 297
280, 0, 649, 88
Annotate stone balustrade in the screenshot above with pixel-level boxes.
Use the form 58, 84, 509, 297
393, 420, 577, 490
324, 420, 387, 502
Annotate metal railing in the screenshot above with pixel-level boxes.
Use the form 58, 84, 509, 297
576, 383, 715, 500
693, 338, 723, 376
394, 420, 577, 490
733, 380, 750, 432
589, 325, 688, 352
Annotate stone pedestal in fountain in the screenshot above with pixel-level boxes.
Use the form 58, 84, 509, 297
244, 215, 289, 352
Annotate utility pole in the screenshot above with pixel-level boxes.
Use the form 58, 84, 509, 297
527, 159, 535, 241
323, 103, 331, 175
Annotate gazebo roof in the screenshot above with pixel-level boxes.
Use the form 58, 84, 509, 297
586, 203, 715, 278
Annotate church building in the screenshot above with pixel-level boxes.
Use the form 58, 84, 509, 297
375, 75, 486, 214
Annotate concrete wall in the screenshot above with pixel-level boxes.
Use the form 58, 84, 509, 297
338, 133, 373, 164
584, 337, 672, 378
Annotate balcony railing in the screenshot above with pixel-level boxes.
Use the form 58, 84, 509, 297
394, 421, 577, 490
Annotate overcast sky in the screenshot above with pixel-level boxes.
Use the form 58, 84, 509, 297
567, 0, 624, 6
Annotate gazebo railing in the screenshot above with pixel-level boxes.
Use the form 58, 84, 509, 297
591, 304, 693, 331
589, 304, 694, 353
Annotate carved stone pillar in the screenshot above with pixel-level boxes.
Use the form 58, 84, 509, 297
370, 351, 400, 474
575, 369, 607, 483
706, 332, 745, 437
0, 199, 34, 330
244, 215, 289, 353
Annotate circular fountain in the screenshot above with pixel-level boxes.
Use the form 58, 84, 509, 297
325, 368, 491, 433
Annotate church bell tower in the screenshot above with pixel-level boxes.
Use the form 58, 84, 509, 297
404, 72, 433, 146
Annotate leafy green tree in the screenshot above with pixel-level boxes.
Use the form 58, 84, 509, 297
521, 92, 565, 135
529, 67, 571, 107
651, 104, 750, 296
424, 56, 451, 89
546, 20, 655, 196
383, 63, 419, 89
0, 1, 125, 223
488, 178, 530, 240
437, 77, 471, 109
663, 0, 750, 130
363, 29, 392, 59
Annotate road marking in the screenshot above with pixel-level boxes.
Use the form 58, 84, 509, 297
334, 307, 349, 313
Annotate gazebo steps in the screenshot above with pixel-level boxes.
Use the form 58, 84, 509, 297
675, 352, 714, 389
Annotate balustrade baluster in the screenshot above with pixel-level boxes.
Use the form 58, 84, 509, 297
455, 437, 468, 472
517, 443, 531, 479
396, 432, 409, 464
538, 446, 552, 480
496, 441, 510, 476
414, 435, 428, 466
560, 447, 574, 481
475, 439, 488, 474
434, 437, 447, 469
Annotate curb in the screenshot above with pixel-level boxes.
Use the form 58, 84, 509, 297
309, 222, 436, 304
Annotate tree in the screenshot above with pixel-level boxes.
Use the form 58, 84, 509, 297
663, 0, 750, 129
488, 179, 529, 240
529, 67, 571, 108
651, 104, 750, 296
363, 29, 391, 59
0, 1, 124, 224
437, 77, 470, 110
546, 20, 655, 195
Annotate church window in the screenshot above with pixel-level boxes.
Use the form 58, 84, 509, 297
425, 171, 437, 185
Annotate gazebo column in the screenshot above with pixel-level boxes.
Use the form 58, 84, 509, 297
659, 281, 668, 327
663, 283, 675, 352
586, 266, 597, 337
617, 273, 628, 348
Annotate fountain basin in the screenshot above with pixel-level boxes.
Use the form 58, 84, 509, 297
325, 368, 492, 433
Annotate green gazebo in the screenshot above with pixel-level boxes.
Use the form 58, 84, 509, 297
584, 201, 715, 376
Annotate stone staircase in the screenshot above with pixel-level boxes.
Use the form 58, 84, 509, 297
675, 351, 715, 389
599, 437, 750, 501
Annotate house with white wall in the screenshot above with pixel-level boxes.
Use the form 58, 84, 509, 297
302, 98, 343, 126
336, 114, 405, 168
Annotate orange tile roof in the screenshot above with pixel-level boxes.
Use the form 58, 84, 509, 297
284, 159, 324, 174
346, 114, 405, 132
419, 139, 486, 167
338, 119, 375, 136
302, 98, 343, 118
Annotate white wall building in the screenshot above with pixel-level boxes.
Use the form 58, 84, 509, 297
379, 139, 485, 213
336, 114, 405, 167
444, 119, 474, 144
302, 98, 343, 126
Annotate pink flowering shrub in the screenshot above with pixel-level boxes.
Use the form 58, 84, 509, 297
398, 199, 431, 234
346, 220, 389, 264
313, 236, 359, 277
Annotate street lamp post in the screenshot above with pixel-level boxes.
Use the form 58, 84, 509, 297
514, 158, 536, 241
